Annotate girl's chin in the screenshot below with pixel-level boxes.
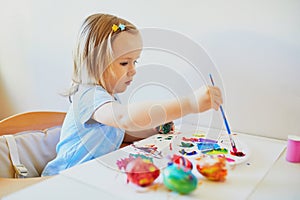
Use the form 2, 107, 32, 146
114, 86, 127, 94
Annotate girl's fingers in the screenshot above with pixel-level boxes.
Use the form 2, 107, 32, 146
212, 87, 222, 98
210, 87, 223, 110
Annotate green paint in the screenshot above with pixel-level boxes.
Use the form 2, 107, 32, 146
180, 142, 194, 148
165, 136, 173, 140
202, 148, 228, 155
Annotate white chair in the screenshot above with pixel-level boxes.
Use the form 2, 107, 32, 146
0, 111, 65, 197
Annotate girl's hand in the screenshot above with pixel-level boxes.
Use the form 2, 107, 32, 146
189, 86, 223, 113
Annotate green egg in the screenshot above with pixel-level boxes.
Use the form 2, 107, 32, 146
163, 164, 198, 194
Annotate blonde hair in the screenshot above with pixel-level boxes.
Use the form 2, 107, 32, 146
68, 13, 138, 96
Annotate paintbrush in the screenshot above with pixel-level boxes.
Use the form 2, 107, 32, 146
209, 74, 238, 153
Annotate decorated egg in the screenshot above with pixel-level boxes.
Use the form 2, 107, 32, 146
163, 164, 198, 194
125, 157, 160, 187
171, 154, 193, 170
196, 155, 227, 182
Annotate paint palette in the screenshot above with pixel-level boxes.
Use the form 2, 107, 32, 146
122, 128, 249, 168
170, 130, 250, 165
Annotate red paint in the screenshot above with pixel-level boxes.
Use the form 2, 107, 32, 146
182, 137, 199, 142
232, 146, 238, 153
230, 146, 245, 157
230, 151, 245, 157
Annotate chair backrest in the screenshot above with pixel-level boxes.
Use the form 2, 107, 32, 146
0, 111, 66, 178
0, 111, 66, 135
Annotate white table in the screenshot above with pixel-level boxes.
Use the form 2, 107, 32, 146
248, 148, 300, 200
1, 175, 120, 199
3, 127, 300, 200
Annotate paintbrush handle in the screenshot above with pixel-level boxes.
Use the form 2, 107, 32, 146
219, 105, 231, 134
209, 74, 237, 151
209, 74, 231, 134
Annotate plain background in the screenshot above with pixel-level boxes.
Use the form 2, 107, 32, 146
0, 0, 299, 140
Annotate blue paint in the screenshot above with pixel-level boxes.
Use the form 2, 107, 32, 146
197, 142, 220, 151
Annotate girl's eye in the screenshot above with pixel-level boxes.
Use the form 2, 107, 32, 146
120, 62, 128, 66
120, 60, 138, 66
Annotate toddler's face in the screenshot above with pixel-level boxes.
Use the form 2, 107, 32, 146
107, 31, 143, 94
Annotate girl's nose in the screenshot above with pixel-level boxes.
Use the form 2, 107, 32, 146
128, 65, 136, 76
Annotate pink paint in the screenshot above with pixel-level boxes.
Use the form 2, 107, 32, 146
218, 155, 235, 163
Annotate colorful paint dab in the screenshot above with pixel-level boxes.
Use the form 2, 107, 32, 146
230, 150, 246, 157
180, 142, 194, 148
202, 148, 228, 155
182, 137, 217, 143
197, 142, 220, 151
179, 149, 197, 156
116, 155, 135, 170
165, 135, 173, 140
198, 138, 218, 143
182, 137, 200, 142
217, 155, 235, 163
169, 142, 173, 150
192, 133, 205, 138
132, 144, 162, 159
116, 154, 153, 170
130, 154, 154, 162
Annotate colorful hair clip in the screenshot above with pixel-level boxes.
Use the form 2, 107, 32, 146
112, 24, 119, 32
119, 24, 126, 31
112, 23, 126, 32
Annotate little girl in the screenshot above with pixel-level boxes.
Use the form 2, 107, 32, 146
42, 13, 223, 176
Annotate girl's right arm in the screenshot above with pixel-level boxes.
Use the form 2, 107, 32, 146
92, 86, 222, 132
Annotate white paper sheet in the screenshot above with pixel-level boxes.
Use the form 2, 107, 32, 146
59, 130, 286, 200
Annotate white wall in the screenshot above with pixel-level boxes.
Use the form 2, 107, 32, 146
0, 0, 299, 140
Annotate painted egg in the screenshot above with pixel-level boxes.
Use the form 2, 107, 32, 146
125, 157, 160, 187
163, 164, 198, 194
196, 156, 227, 182
171, 154, 193, 170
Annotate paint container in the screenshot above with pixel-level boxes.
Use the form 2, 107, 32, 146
286, 135, 300, 163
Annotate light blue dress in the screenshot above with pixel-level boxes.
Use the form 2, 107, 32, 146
42, 85, 125, 176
